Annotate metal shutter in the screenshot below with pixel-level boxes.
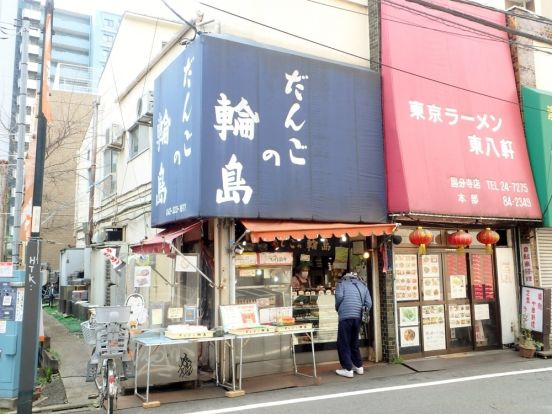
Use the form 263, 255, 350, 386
535, 228, 552, 348
536, 228, 552, 288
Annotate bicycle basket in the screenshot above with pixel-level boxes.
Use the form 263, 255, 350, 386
81, 320, 97, 346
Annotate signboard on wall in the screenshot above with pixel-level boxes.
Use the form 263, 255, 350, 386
520, 243, 534, 286
381, 0, 540, 220
152, 34, 387, 227
520, 286, 550, 333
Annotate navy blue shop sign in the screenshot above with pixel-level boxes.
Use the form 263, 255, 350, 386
152, 34, 386, 227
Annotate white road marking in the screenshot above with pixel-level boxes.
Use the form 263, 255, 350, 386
187, 367, 552, 414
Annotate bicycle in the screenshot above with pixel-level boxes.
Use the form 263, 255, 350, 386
82, 306, 133, 413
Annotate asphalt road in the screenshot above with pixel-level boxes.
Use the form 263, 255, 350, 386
118, 357, 552, 414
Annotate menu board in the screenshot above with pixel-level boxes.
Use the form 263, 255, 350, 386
399, 306, 419, 326
219, 304, 260, 331
395, 254, 419, 301
472, 255, 495, 300
422, 305, 446, 351
449, 304, 472, 328
521, 287, 544, 332
422, 255, 441, 301
400, 326, 420, 347
450, 275, 467, 299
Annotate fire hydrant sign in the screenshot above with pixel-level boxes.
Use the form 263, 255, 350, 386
521, 287, 544, 332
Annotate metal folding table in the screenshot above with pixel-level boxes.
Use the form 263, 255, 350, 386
232, 327, 317, 390
133, 333, 236, 403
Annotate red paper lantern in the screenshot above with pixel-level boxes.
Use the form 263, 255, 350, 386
477, 228, 499, 253
409, 227, 433, 255
447, 229, 473, 253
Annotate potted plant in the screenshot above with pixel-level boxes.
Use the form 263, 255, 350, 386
518, 327, 537, 358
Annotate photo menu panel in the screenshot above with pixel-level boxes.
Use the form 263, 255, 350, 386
471, 255, 494, 300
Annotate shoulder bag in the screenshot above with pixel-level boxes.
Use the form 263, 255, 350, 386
353, 283, 370, 324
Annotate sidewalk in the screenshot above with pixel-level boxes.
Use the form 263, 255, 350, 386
39, 311, 530, 412
36, 308, 98, 412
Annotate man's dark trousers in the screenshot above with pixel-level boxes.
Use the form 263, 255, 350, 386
337, 318, 362, 371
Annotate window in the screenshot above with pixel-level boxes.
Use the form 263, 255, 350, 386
103, 18, 114, 28
128, 124, 150, 158
101, 48, 109, 60
102, 149, 118, 195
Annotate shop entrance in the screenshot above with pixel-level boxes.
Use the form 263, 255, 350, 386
396, 250, 499, 357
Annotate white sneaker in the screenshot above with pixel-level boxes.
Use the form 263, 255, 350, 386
336, 369, 354, 378
353, 366, 364, 375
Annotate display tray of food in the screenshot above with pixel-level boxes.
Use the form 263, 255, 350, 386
228, 325, 277, 335
275, 323, 313, 332
164, 324, 214, 339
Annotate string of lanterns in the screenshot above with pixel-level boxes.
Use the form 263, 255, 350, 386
408, 227, 499, 254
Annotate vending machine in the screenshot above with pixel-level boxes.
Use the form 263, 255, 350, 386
0, 267, 25, 399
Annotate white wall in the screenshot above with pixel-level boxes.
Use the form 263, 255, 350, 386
199, 0, 370, 67
59, 248, 84, 285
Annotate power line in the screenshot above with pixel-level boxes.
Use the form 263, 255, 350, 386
382, 0, 552, 53
198, 1, 551, 116
305, 0, 368, 15
448, 0, 552, 26
381, 7, 552, 53
403, 0, 552, 46
304, 0, 552, 53
159, 0, 198, 38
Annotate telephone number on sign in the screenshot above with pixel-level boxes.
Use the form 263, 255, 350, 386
166, 203, 187, 216
486, 180, 529, 193
502, 196, 531, 208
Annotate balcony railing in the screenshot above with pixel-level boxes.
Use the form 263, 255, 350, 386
52, 63, 100, 94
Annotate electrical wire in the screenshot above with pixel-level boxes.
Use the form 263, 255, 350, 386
381, 10, 552, 54
401, 0, 552, 46
382, 0, 552, 53
159, 0, 198, 39
305, 0, 368, 15
198, 1, 551, 116
305, 0, 552, 53
448, 0, 552, 25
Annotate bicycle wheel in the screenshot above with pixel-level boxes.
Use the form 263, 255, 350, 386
105, 359, 116, 414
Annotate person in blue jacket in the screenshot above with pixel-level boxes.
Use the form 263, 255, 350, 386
334, 271, 372, 378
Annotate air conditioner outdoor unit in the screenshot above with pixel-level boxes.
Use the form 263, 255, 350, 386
136, 91, 154, 122
107, 123, 123, 150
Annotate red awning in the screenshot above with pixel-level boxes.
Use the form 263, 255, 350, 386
131, 221, 202, 254
241, 220, 397, 243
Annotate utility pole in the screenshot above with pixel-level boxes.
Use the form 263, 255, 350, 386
86, 97, 99, 246
12, 18, 30, 267
18, 1, 53, 411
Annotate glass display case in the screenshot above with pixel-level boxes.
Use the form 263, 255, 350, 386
236, 266, 292, 308
293, 291, 338, 344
